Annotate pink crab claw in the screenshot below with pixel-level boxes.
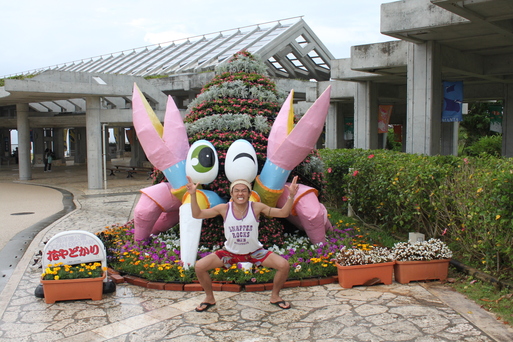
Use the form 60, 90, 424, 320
268, 86, 331, 170
255, 86, 332, 206
132, 83, 189, 189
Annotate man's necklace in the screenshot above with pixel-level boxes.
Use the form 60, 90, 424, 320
234, 204, 248, 219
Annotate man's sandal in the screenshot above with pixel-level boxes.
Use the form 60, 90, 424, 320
270, 301, 291, 310
195, 302, 216, 312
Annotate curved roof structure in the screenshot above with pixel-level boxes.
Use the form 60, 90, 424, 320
3, 17, 333, 82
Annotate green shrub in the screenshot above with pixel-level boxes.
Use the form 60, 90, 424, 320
321, 149, 513, 278
464, 134, 502, 157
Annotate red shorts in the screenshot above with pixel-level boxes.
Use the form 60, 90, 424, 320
214, 248, 272, 269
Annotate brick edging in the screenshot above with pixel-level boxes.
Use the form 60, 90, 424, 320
108, 268, 338, 292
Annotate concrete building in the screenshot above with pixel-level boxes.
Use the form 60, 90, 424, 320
328, 0, 513, 156
1, 0, 513, 190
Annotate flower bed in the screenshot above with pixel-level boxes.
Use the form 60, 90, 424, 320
97, 217, 361, 285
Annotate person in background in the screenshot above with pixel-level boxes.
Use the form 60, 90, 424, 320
44, 148, 53, 172
185, 175, 299, 312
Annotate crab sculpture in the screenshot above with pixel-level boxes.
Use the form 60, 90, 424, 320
132, 84, 332, 267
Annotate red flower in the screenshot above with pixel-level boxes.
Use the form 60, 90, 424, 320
368, 154, 374, 159
352, 170, 359, 176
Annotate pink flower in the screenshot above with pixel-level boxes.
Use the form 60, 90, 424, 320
327, 167, 332, 173
342, 196, 348, 202
463, 158, 469, 164
368, 154, 374, 159
352, 170, 359, 176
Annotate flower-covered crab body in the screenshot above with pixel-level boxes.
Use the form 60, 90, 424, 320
132, 83, 332, 267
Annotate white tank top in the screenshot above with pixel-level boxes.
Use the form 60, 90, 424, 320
223, 202, 262, 254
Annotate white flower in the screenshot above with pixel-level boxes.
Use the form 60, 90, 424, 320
391, 238, 452, 261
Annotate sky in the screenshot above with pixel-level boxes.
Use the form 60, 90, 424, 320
1, 0, 395, 77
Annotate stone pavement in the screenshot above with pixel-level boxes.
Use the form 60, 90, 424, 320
1, 163, 513, 341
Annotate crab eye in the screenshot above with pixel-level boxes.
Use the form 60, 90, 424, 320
225, 139, 257, 183
186, 140, 218, 184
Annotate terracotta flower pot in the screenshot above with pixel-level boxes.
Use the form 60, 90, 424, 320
394, 259, 450, 284
41, 273, 105, 304
335, 262, 395, 289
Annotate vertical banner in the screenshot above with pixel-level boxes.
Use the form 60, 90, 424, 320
488, 104, 503, 133
392, 124, 403, 142
344, 117, 354, 140
442, 81, 463, 122
378, 105, 393, 133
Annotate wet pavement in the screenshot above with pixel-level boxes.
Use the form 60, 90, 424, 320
1, 162, 512, 341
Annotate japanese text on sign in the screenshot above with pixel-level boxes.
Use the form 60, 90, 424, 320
46, 244, 101, 262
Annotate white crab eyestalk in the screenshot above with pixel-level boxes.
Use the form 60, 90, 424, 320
225, 139, 258, 184
181, 140, 221, 268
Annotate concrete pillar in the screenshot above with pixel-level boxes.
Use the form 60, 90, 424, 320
53, 127, 65, 164
325, 103, 339, 149
406, 41, 442, 155
118, 127, 126, 157
86, 97, 103, 189
104, 127, 111, 161
0, 129, 10, 162
503, 84, 513, 157
74, 128, 87, 164
32, 128, 44, 165
354, 81, 378, 150
130, 136, 145, 167
16, 103, 32, 180
440, 122, 458, 156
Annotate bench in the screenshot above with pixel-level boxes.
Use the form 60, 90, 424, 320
107, 165, 153, 179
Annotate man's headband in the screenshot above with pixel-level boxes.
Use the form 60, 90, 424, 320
230, 179, 252, 192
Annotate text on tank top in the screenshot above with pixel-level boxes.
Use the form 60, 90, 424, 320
223, 201, 263, 254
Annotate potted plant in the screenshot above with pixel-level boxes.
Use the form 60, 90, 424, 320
334, 246, 395, 288
391, 238, 453, 284
41, 262, 107, 304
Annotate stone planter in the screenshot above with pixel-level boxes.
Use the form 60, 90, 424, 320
41, 273, 105, 304
394, 259, 450, 284
335, 262, 395, 289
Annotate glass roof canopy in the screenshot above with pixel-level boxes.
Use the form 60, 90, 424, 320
12, 17, 334, 81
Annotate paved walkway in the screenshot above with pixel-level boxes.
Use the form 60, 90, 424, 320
0, 162, 512, 341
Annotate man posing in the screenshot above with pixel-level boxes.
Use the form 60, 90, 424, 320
186, 175, 299, 312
